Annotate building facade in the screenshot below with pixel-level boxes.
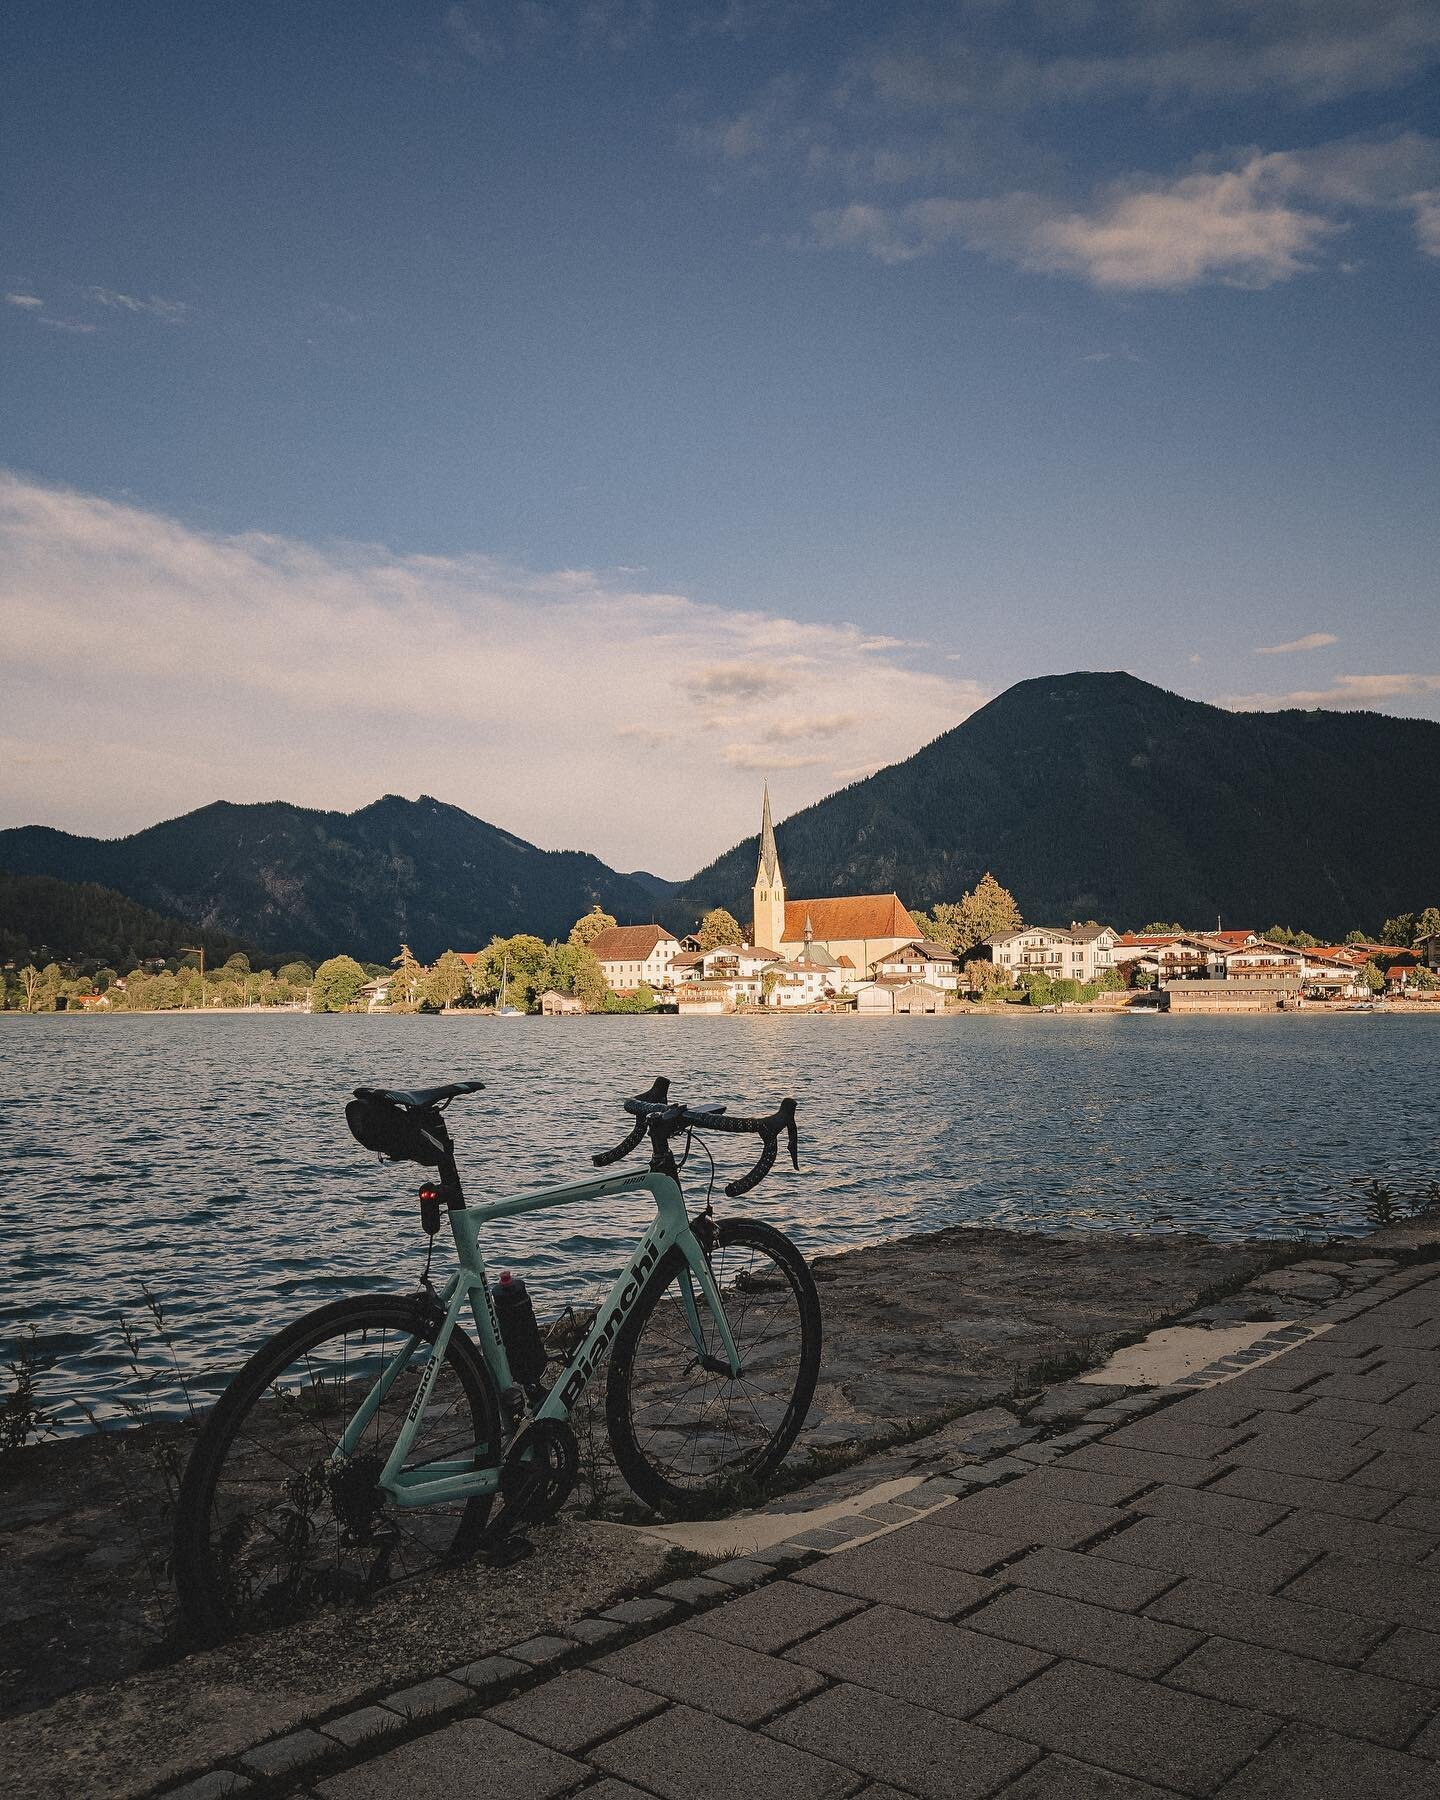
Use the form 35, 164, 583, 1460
587, 923, 682, 993
750, 785, 922, 974
987, 924, 1118, 984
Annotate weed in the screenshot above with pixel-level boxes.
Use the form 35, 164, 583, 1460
1, 1324, 55, 1455
1365, 1180, 1402, 1228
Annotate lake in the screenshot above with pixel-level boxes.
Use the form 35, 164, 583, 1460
2, 1010, 1432, 1421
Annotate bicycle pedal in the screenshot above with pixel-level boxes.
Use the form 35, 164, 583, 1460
481, 1533, 534, 1568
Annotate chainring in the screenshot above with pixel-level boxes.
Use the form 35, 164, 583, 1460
491, 1417, 579, 1535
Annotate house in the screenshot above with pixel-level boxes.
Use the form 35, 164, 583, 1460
750, 786, 921, 974
676, 981, 731, 1015
856, 979, 944, 1014
538, 989, 584, 1016
1112, 934, 1227, 981
1416, 933, 1440, 972
986, 924, 1119, 984
763, 958, 833, 1008
1163, 975, 1302, 1012
872, 940, 961, 990
358, 975, 392, 1013
1223, 943, 1307, 980
587, 924, 682, 993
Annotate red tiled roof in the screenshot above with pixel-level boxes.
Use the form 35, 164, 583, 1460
784, 895, 920, 942
588, 924, 678, 962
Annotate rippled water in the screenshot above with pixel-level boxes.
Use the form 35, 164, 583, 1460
2, 1011, 1432, 1420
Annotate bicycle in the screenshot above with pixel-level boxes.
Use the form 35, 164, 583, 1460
173, 1075, 822, 1639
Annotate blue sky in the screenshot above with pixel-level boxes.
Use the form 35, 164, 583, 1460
2, 2, 1437, 871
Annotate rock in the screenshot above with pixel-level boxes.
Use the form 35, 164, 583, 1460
1247, 1271, 1342, 1302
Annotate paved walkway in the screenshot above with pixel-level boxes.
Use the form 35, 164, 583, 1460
287, 1264, 1440, 1800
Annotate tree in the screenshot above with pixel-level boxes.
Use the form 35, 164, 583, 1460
222, 952, 251, 975
1345, 930, 1368, 945
312, 955, 367, 1012
1379, 912, 1416, 947
929, 873, 1022, 953
568, 907, 616, 948
1362, 961, 1385, 994
390, 943, 425, 1008
546, 942, 606, 1011
1416, 906, 1440, 942
1141, 922, 1184, 934
473, 935, 552, 1012
18, 965, 40, 1013
425, 949, 469, 1009
696, 907, 742, 950
278, 961, 313, 986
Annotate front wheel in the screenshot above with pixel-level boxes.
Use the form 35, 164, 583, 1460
606, 1219, 821, 1513
173, 1295, 504, 1640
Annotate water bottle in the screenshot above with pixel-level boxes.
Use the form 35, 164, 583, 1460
492, 1271, 548, 1388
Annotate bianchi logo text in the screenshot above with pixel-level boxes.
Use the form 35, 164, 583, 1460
558, 1234, 663, 1408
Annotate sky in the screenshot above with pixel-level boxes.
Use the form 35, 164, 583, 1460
2, 0, 1437, 874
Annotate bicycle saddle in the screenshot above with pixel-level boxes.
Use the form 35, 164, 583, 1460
353, 1080, 484, 1109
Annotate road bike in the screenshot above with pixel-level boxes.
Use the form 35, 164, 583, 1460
173, 1076, 822, 1638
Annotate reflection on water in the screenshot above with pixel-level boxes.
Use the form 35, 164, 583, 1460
1, 1011, 1429, 1419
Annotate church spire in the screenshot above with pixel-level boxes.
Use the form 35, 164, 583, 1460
756, 781, 781, 888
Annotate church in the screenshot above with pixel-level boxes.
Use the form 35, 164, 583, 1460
751, 785, 922, 978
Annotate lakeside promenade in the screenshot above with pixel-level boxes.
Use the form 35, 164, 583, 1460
155, 1255, 1440, 1800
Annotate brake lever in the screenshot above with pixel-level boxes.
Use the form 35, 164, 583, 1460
780, 1097, 799, 1170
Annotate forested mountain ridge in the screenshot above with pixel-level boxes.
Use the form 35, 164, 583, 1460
671, 673, 1440, 940
0, 870, 252, 968
0, 795, 664, 962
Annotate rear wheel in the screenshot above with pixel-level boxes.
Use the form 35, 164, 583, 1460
174, 1295, 503, 1640
606, 1219, 821, 1513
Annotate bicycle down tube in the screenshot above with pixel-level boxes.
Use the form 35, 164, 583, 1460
369, 1164, 741, 1509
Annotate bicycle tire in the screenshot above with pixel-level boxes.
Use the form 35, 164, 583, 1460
605, 1218, 821, 1514
174, 1294, 503, 1640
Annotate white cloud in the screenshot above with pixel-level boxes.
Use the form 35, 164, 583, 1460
1228, 674, 1440, 709
1255, 632, 1339, 654
810, 134, 1440, 289
5, 293, 43, 309
0, 473, 986, 872
37, 317, 97, 334
88, 288, 189, 322
862, 3, 1440, 112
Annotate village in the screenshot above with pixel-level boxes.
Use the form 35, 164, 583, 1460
499, 789, 1440, 1018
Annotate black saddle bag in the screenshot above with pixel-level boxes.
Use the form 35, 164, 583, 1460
345, 1096, 449, 1167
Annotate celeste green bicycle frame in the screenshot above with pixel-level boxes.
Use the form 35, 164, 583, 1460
337, 1164, 742, 1509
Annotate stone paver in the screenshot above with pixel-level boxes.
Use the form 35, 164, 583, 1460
966, 1585, 1202, 1678
785, 1601, 1050, 1716
1093, 1514, 1316, 1592
998, 1757, 1178, 1798
769, 1680, 1041, 1800
1214, 1723, 1438, 1799
977, 1658, 1278, 1796
1143, 1576, 1386, 1665
383, 1675, 472, 1720
594, 1703, 855, 1800
316, 1718, 586, 1800
1165, 1633, 1436, 1747
685, 1577, 866, 1653
794, 1532, 1002, 1617
237, 1728, 332, 1778
595, 1622, 825, 1724
278, 1267, 1440, 1800
1002, 1545, 1178, 1612
486, 1668, 665, 1754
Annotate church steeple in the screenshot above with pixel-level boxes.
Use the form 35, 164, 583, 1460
752, 783, 786, 951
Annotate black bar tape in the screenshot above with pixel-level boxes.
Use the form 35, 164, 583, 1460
725, 1131, 779, 1197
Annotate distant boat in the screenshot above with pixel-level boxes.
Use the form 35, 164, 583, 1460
497, 955, 524, 1018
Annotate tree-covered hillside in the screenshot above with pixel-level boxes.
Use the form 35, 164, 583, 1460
0, 795, 665, 963
671, 673, 1440, 939
0, 870, 252, 967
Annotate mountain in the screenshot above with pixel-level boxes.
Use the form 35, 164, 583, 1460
671, 672, 1440, 940
0, 796, 665, 963
623, 869, 682, 898
0, 871, 252, 968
